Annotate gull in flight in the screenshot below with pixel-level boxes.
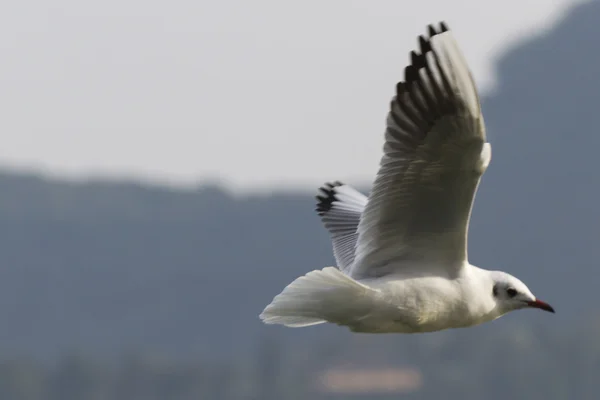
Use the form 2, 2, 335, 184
260, 22, 554, 334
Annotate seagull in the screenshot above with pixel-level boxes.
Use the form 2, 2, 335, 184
259, 22, 554, 334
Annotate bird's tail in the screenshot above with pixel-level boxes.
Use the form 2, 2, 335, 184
259, 267, 371, 328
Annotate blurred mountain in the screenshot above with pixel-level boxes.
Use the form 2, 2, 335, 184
0, 0, 599, 363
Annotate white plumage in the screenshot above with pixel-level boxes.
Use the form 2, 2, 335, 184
260, 22, 554, 334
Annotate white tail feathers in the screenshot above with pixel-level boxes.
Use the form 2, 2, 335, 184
259, 267, 370, 328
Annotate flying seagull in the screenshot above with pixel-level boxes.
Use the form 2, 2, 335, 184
259, 22, 554, 334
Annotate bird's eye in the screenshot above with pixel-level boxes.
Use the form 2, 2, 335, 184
506, 288, 518, 298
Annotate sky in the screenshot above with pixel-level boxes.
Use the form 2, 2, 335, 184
0, 0, 585, 193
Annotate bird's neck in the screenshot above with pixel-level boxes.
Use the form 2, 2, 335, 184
461, 265, 502, 322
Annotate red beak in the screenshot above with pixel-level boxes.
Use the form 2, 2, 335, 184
526, 299, 555, 313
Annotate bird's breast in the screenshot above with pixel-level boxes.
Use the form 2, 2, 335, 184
363, 275, 487, 333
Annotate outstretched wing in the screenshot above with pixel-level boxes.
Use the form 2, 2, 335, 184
316, 182, 368, 273
351, 22, 491, 279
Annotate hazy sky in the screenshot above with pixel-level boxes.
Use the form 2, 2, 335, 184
0, 0, 583, 192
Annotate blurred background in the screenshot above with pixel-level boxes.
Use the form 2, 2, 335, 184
0, 0, 597, 399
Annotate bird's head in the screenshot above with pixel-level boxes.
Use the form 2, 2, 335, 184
490, 271, 554, 315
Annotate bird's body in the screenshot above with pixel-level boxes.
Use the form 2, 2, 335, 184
294, 265, 498, 334
351, 266, 498, 333
259, 22, 554, 334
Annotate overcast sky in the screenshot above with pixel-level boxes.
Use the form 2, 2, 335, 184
0, 0, 584, 192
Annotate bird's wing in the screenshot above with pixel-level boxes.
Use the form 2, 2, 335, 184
351, 22, 491, 279
316, 182, 368, 273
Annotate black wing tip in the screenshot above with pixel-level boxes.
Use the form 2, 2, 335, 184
418, 35, 431, 53
315, 181, 344, 216
427, 24, 437, 37
427, 21, 450, 37
400, 21, 452, 90
410, 51, 426, 69
396, 81, 406, 96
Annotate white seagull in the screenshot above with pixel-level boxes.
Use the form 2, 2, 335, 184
259, 22, 554, 334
